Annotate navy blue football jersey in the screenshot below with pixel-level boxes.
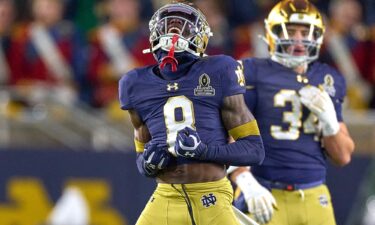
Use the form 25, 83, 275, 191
241, 58, 346, 184
119, 55, 245, 165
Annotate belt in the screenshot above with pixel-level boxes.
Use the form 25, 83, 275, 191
258, 178, 324, 191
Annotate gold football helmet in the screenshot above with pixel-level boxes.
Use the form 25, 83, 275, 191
146, 2, 212, 57
265, 0, 325, 68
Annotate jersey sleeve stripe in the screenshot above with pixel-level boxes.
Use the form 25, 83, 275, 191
229, 120, 260, 140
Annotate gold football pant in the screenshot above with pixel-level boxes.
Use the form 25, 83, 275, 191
136, 177, 241, 225
246, 184, 336, 225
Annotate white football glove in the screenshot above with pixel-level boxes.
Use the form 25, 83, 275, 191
299, 85, 340, 136
236, 171, 277, 224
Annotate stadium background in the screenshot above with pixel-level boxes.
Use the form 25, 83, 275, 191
0, 0, 374, 224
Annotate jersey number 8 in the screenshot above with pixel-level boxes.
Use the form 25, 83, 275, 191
163, 96, 195, 155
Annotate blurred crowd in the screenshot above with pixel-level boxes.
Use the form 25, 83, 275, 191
1, 0, 375, 121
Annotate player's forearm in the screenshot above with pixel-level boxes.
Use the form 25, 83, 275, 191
202, 135, 265, 166
323, 123, 355, 166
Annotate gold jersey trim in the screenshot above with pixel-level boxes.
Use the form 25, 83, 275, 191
229, 120, 260, 140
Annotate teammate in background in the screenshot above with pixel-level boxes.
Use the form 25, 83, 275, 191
232, 0, 355, 224
118, 2, 265, 224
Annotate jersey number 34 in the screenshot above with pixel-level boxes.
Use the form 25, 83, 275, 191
271, 90, 319, 141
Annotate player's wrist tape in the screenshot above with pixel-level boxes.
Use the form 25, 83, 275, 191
134, 139, 145, 153
226, 166, 250, 174
322, 119, 340, 136
227, 166, 239, 174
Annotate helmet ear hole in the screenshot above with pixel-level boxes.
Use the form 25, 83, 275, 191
271, 25, 282, 37
313, 27, 323, 40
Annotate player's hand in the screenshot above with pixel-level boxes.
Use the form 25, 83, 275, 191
299, 85, 340, 136
174, 127, 207, 159
236, 171, 277, 224
143, 142, 171, 176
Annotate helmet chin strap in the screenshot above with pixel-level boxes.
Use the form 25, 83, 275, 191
159, 34, 179, 72
271, 54, 308, 69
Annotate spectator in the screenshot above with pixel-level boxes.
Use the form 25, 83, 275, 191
364, 0, 375, 108
195, 0, 229, 55
0, 0, 15, 86
226, 0, 269, 59
8, 0, 88, 106
87, 0, 154, 108
321, 0, 372, 109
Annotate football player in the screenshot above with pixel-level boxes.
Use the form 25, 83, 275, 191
233, 0, 355, 224
118, 2, 265, 225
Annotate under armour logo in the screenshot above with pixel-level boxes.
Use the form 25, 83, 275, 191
184, 152, 195, 157
319, 195, 328, 207
201, 193, 217, 208
167, 83, 179, 91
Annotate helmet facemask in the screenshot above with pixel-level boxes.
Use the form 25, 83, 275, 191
264, 0, 325, 69
267, 22, 324, 68
146, 3, 212, 57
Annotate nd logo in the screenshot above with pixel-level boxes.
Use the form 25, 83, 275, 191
0, 177, 128, 225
